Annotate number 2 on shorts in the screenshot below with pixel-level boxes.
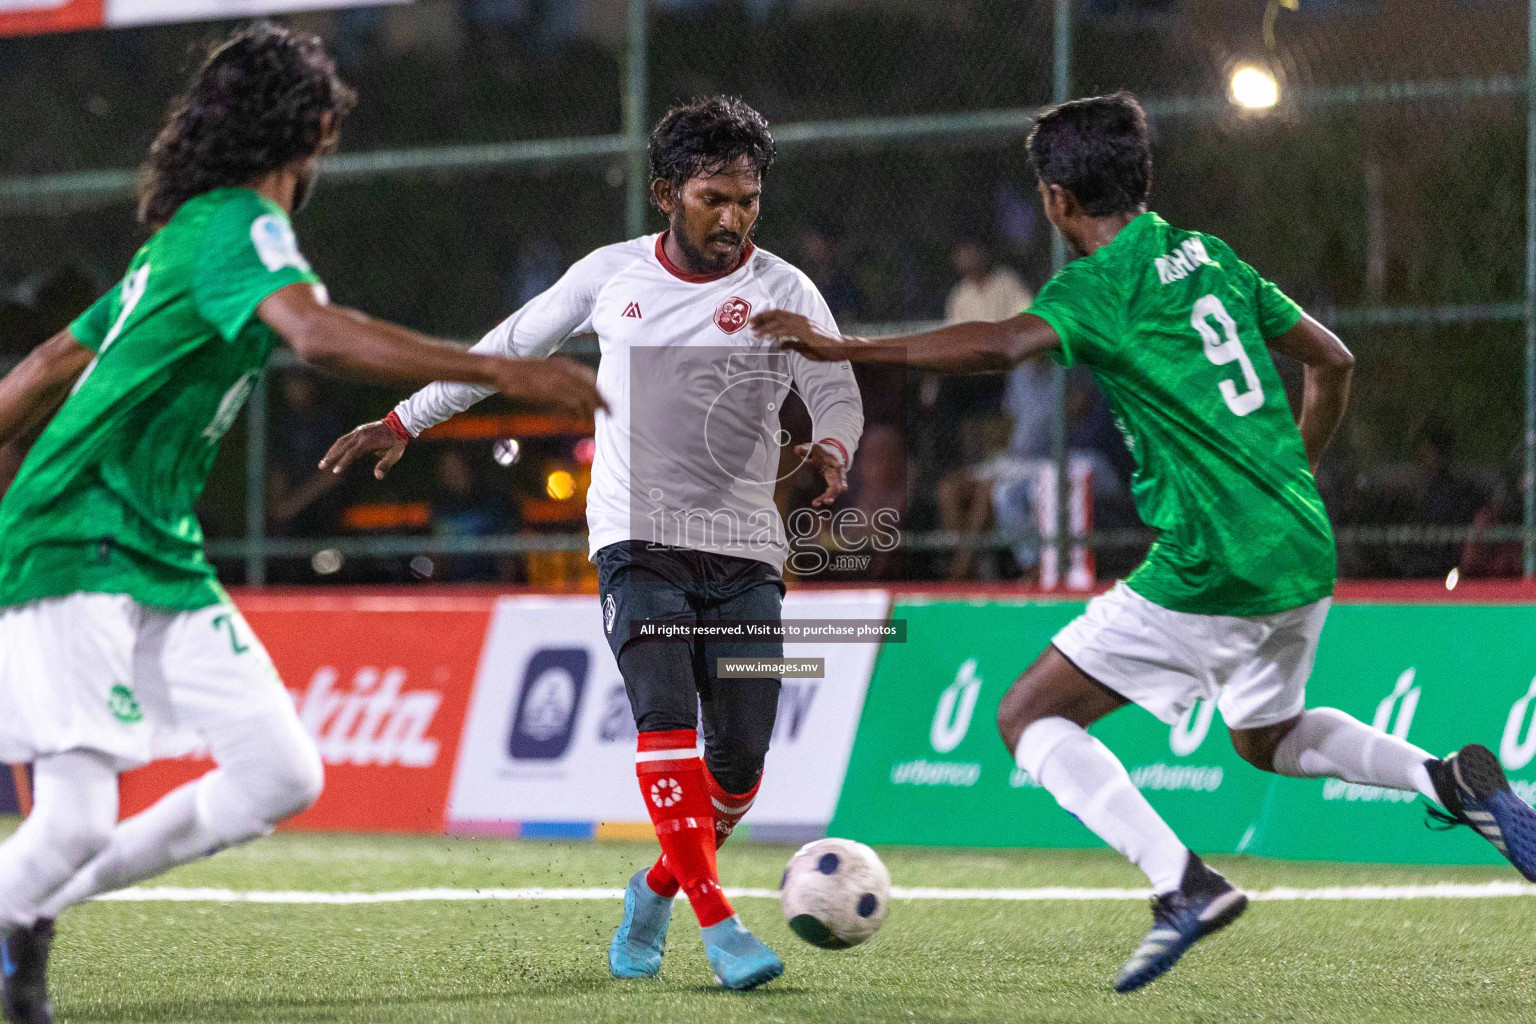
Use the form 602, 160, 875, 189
212, 612, 250, 655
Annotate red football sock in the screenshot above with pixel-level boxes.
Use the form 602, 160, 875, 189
647, 771, 761, 900
636, 730, 734, 927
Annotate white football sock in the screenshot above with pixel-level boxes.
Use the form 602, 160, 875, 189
1015, 717, 1188, 894
39, 710, 323, 919
0, 750, 118, 928
38, 772, 251, 919
1271, 707, 1439, 803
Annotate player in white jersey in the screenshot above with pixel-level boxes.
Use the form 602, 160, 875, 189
323, 97, 864, 990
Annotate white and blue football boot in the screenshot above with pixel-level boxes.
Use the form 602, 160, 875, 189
701, 915, 784, 991
1113, 853, 1247, 994
608, 869, 674, 979
1426, 744, 1536, 882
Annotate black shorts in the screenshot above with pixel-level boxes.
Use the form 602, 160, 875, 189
595, 541, 785, 793
596, 540, 785, 659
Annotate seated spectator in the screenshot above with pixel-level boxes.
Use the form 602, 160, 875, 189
1396, 423, 1484, 578
1461, 451, 1526, 579
926, 243, 1037, 577
431, 447, 508, 583
844, 423, 907, 581
938, 367, 1132, 582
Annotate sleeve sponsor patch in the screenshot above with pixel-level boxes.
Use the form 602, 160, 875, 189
250, 214, 312, 274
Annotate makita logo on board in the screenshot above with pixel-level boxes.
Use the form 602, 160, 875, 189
293, 666, 443, 767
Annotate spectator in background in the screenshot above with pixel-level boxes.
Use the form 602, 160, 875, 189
430, 446, 510, 582
0, 267, 100, 496
939, 366, 1133, 582
797, 226, 864, 322
1461, 449, 1526, 579
930, 242, 1035, 578
944, 241, 1033, 325
514, 237, 566, 307
331, 5, 386, 68
1397, 422, 1484, 578
921, 242, 1033, 462
657, 0, 781, 19
463, 0, 531, 28
0, 267, 98, 361
843, 423, 907, 580
268, 371, 351, 539
463, 0, 584, 56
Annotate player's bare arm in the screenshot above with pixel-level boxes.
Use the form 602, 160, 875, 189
0, 330, 96, 449
1265, 312, 1354, 472
752, 308, 1061, 375
258, 283, 607, 480
259, 282, 604, 413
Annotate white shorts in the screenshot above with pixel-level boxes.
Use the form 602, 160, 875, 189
0, 593, 299, 770
1052, 581, 1331, 731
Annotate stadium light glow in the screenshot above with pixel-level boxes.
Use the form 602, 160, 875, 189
546, 470, 576, 500
1230, 66, 1279, 110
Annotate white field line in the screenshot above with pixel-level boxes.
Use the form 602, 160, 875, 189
95, 881, 1536, 905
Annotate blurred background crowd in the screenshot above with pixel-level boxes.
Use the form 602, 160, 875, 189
0, 0, 1527, 587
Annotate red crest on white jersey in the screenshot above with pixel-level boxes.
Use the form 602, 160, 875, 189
714, 297, 752, 334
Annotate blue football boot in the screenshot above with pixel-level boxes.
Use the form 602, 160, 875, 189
1113, 853, 1247, 994
608, 869, 674, 979
1426, 744, 1536, 882
700, 915, 784, 991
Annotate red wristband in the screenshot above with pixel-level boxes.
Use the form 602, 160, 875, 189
383, 410, 414, 443
817, 438, 848, 469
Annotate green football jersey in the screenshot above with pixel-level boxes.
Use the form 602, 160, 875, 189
1029, 212, 1335, 617
0, 187, 321, 611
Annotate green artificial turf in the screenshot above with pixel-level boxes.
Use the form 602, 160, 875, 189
26, 830, 1536, 1023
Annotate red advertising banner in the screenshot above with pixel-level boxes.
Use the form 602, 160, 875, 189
118, 595, 495, 834
0, 0, 102, 36
0, 1, 408, 37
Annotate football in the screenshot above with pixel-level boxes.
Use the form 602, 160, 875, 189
780, 838, 891, 949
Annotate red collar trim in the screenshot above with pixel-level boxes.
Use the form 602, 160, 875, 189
654, 232, 754, 283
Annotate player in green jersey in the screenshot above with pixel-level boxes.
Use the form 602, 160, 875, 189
754, 92, 1536, 993
0, 25, 603, 1023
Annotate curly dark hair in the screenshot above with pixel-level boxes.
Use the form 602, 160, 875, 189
647, 96, 776, 206
1027, 91, 1152, 217
137, 22, 356, 227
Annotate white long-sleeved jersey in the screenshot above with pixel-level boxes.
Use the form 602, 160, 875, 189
393, 234, 864, 572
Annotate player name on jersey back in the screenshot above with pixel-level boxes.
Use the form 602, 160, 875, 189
1153, 236, 1216, 285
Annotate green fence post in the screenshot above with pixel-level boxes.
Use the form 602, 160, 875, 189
1052, 0, 1072, 586
625, 0, 649, 239
1525, 0, 1536, 577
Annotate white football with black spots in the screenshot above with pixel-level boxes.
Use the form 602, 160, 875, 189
780, 838, 890, 948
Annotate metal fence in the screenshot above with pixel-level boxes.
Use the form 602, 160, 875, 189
0, 0, 1530, 586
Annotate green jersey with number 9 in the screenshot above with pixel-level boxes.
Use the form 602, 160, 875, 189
1029, 211, 1335, 617
0, 187, 322, 612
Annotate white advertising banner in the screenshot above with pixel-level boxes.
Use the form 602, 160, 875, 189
447, 590, 889, 835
